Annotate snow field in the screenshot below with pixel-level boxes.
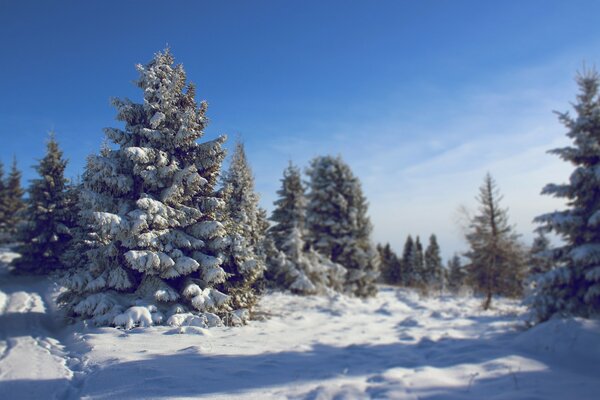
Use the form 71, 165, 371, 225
1, 245, 599, 400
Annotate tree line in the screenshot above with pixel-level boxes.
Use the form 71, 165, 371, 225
0, 49, 598, 327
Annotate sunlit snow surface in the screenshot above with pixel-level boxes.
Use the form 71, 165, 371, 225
1, 247, 599, 399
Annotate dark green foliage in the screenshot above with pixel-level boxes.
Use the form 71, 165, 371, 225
532, 71, 600, 321
424, 234, 444, 292
0, 158, 25, 241
13, 134, 76, 274
447, 254, 466, 294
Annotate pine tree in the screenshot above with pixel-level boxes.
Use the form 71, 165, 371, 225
1, 158, 25, 239
424, 234, 444, 292
58, 49, 231, 327
13, 133, 76, 274
464, 173, 527, 309
447, 254, 466, 294
532, 71, 600, 321
218, 141, 265, 314
268, 162, 306, 249
306, 155, 379, 297
400, 235, 415, 287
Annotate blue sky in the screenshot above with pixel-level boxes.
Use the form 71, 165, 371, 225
1, 1, 599, 258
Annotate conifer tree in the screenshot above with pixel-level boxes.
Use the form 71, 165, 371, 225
413, 236, 425, 288
377, 243, 401, 284
270, 226, 346, 294
268, 162, 306, 249
401, 235, 415, 286
13, 134, 76, 274
424, 234, 444, 292
59, 49, 231, 327
464, 173, 527, 309
218, 141, 265, 314
306, 155, 379, 297
0, 161, 6, 242
1, 158, 25, 239
528, 231, 554, 277
532, 71, 600, 321
267, 161, 345, 294
447, 254, 466, 294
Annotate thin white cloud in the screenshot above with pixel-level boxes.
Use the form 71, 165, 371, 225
252, 52, 583, 260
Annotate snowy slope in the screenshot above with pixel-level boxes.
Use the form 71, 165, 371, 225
1, 247, 599, 399
0, 247, 83, 399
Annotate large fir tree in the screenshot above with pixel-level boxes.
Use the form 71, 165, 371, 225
218, 141, 265, 314
59, 50, 232, 327
464, 173, 526, 309
13, 134, 76, 274
306, 155, 379, 297
532, 71, 600, 321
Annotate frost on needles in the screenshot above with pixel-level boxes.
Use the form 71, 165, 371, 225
267, 163, 346, 295
58, 49, 234, 327
532, 71, 600, 321
306, 155, 380, 297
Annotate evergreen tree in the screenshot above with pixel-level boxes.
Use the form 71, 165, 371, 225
306, 155, 379, 297
267, 162, 345, 294
528, 230, 554, 277
59, 49, 231, 327
424, 234, 444, 292
268, 162, 306, 249
464, 173, 527, 309
447, 254, 466, 294
532, 71, 600, 321
1, 158, 25, 239
13, 134, 76, 274
270, 226, 346, 294
413, 236, 425, 288
218, 141, 265, 314
400, 235, 414, 286
377, 243, 401, 284
0, 161, 6, 242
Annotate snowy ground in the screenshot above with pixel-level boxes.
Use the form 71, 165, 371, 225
1, 248, 599, 399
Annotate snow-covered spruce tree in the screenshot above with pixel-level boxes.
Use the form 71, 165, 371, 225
424, 234, 444, 293
217, 141, 265, 314
528, 230, 554, 278
0, 161, 6, 242
447, 254, 466, 294
268, 162, 306, 249
270, 226, 346, 294
306, 155, 379, 297
412, 236, 425, 289
400, 235, 415, 286
13, 134, 77, 274
532, 71, 600, 321
0, 158, 25, 240
267, 162, 346, 294
464, 173, 527, 309
58, 50, 232, 327
377, 243, 401, 284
